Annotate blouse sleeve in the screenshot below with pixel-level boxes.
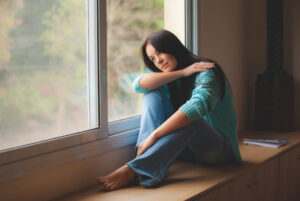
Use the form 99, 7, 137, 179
179, 69, 221, 121
132, 74, 152, 94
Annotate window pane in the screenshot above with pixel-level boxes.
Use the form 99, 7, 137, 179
0, 0, 98, 151
107, 0, 164, 122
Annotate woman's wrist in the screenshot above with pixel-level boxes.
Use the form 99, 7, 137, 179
177, 69, 185, 77
151, 130, 160, 140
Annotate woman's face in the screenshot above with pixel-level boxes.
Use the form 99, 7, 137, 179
145, 43, 178, 72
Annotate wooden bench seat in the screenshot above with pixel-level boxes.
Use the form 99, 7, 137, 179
55, 131, 300, 201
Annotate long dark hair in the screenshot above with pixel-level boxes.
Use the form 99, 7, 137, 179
141, 29, 227, 111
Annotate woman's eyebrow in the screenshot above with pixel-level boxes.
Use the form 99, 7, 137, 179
147, 53, 154, 59
150, 51, 158, 57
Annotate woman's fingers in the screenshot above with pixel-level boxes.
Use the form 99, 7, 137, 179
136, 135, 157, 157
182, 62, 215, 77
195, 62, 214, 71
136, 146, 142, 157
197, 62, 214, 68
137, 145, 147, 157
136, 142, 147, 157
197, 62, 215, 71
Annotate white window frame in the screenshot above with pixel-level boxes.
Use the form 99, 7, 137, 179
0, 0, 198, 183
185, 0, 199, 54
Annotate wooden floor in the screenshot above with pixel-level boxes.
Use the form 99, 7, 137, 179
55, 131, 300, 201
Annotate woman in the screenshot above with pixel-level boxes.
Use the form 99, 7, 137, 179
97, 29, 242, 191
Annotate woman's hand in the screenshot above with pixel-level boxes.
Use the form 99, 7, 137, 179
136, 134, 158, 157
181, 62, 214, 77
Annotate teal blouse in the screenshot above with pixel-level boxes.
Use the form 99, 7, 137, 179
132, 69, 242, 164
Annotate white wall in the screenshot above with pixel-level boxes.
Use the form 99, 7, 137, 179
164, 0, 185, 43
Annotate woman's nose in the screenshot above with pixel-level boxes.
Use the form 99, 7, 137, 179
155, 55, 163, 64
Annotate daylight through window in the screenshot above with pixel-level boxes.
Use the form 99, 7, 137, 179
0, 0, 98, 150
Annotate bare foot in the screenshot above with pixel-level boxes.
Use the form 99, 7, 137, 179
96, 165, 137, 191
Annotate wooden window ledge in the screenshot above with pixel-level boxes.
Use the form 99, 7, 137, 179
55, 131, 300, 201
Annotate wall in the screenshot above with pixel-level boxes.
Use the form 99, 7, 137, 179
198, 0, 248, 130
284, 0, 300, 129
244, 0, 267, 128
164, 0, 185, 43
244, 0, 300, 129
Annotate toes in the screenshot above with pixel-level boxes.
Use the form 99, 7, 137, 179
96, 177, 107, 187
108, 183, 116, 191
96, 178, 102, 183
105, 183, 114, 191
96, 175, 119, 191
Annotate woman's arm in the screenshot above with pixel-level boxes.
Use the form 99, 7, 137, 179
139, 70, 183, 90
136, 110, 190, 157
139, 62, 214, 90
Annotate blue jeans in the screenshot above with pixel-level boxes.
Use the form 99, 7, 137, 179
127, 88, 233, 187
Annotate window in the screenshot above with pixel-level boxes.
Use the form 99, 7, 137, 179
107, 0, 164, 122
0, 0, 99, 151
106, 0, 164, 135
0, 0, 197, 183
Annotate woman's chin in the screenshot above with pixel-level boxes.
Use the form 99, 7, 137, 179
162, 68, 173, 72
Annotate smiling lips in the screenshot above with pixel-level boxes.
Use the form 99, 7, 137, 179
161, 63, 168, 69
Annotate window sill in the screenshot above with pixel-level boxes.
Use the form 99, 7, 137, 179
53, 130, 300, 201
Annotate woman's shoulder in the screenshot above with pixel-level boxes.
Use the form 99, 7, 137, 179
195, 69, 216, 82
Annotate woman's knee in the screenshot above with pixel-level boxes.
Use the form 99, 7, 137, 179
142, 87, 172, 113
143, 87, 167, 102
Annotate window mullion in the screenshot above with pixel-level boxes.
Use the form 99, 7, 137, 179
98, 0, 108, 137
87, 0, 99, 129
185, 0, 198, 55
